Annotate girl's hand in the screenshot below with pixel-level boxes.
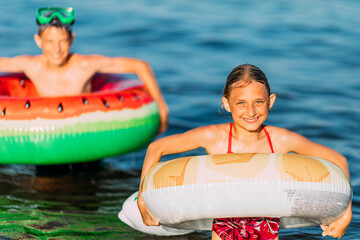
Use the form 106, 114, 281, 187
321, 205, 352, 238
137, 193, 160, 226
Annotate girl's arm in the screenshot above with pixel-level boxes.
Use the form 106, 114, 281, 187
284, 130, 349, 179
280, 129, 351, 238
137, 126, 216, 226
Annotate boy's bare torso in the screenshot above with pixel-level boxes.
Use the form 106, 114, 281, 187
0, 24, 168, 132
22, 53, 93, 97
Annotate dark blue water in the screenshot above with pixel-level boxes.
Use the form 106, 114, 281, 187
0, 0, 359, 239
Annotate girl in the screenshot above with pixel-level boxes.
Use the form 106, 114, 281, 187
137, 64, 351, 239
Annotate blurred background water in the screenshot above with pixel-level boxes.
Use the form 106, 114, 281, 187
0, 0, 359, 239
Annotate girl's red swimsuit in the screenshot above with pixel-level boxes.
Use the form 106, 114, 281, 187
227, 122, 274, 154
212, 123, 280, 240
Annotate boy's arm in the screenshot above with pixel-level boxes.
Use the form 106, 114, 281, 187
88, 55, 169, 133
0, 56, 31, 72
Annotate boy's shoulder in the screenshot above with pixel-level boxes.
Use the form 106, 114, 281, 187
14, 54, 40, 61
66, 53, 97, 68
68, 53, 108, 66
11, 54, 42, 70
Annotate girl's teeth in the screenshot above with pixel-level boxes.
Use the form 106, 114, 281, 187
245, 117, 258, 122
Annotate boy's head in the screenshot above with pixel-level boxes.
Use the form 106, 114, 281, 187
34, 7, 76, 67
36, 7, 75, 38
38, 24, 72, 38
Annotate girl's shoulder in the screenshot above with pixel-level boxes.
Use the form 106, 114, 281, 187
180, 123, 230, 147
264, 125, 311, 153
264, 125, 291, 134
190, 123, 230, 154
263, 125, 303, 142
192, 123, 230, 138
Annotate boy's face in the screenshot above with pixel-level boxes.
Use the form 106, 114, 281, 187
35, 26, 74, 67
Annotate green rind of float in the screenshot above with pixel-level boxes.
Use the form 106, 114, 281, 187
0, 113, 159, 165
0, 115, 157, 136
0, 102, 159, 136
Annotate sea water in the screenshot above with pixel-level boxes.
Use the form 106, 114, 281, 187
0, 0, 359, 239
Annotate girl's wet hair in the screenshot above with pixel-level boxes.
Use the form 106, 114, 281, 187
223, 64, 271, 99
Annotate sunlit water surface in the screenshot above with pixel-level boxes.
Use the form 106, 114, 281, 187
0, 1, 359, 239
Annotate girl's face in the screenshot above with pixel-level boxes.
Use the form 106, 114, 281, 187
222, 81, 276, 132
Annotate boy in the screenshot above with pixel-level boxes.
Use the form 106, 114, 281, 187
0, 7, 168, 133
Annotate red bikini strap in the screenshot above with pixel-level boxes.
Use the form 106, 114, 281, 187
229, 123, 274, 153
227, 122, 233, 153
263, 125, 274, 153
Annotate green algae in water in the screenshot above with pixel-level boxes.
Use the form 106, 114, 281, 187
0, 210, 142, 239
0, 210, 211, 239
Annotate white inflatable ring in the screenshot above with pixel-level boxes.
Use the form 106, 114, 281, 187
119, 153, 351, 235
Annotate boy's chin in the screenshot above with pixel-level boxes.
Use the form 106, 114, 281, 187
49, 59, 67, 67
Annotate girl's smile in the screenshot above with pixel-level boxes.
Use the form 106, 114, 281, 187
243, 117, 259, 123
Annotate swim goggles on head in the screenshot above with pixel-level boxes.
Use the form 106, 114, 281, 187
36, 7, 75, 25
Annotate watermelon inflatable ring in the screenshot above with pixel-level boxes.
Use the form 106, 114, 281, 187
0, 73, 160, 165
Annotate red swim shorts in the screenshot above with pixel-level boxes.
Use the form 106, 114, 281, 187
212, 217, 280, 240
